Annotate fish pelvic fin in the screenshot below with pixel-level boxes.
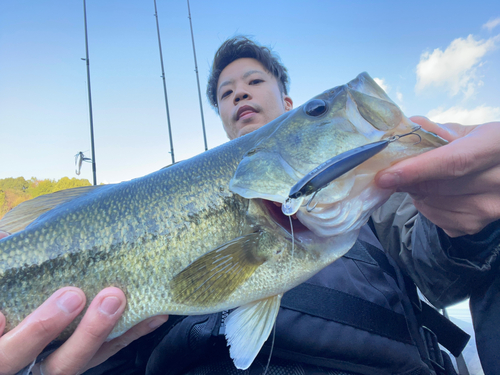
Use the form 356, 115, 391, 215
225, 294, 282, 370
171, 231, 267, 306
0, 185, 102, 234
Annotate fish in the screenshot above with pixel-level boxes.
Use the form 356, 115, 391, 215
0, 72, 446, 370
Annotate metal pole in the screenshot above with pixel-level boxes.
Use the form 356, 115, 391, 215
82, 0, 97, 185
187, 0, 208, 151
153, 0, 175, 164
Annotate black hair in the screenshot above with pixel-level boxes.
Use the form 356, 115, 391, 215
206, 36, 289, 111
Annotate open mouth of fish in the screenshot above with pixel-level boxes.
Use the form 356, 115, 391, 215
235, 171, 391, 246
260, 199, 307, 233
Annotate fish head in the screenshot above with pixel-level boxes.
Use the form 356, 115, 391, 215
230, 72, 446, 248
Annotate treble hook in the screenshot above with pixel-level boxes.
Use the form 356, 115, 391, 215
387, 125, 422, 145
306, 191, 319, 212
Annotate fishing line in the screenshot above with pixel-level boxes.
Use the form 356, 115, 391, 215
262, 215, 295, 375
262, 322, 276, 375
283, 215, 295, 291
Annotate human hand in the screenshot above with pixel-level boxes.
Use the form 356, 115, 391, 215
0, 285, 168, 375
376, 116, 500, 237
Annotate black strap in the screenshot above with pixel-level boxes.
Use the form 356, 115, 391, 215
360, 238, 470, 357
281, 282, 413, 344
417, 302, 470, 357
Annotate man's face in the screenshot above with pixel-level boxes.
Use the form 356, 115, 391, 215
217, 58, 293, 140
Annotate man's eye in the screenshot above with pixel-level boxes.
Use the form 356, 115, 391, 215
250, 79, 263, 85
221, 90, 232, 99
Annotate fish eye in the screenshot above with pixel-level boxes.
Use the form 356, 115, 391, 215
304, 99, 327, 117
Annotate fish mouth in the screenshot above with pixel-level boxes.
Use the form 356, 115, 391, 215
260, 199, 309, 235
255, 194, 368, 260
250, 175, 391, 242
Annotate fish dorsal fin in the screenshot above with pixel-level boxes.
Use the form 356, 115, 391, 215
0, 185, 102, 234
225, 294, 282, 369
171, 231, 267, 306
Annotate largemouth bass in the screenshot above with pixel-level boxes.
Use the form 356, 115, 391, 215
0, 72, 446, 369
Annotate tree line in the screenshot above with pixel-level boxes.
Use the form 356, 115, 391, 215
0, 177, 91, 220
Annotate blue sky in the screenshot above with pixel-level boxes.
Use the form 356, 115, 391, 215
1, 0, 499, 184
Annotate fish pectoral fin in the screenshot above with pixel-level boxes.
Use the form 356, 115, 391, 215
0, 185, 103, 234
225, 294, 282, 370
171, 231, 267, 306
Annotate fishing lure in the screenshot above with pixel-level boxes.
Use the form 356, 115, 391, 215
282, 127, 421, 216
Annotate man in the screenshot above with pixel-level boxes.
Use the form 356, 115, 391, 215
1, 36, 499, 374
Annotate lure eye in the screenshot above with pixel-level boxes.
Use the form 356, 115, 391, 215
304, 99, 327, 117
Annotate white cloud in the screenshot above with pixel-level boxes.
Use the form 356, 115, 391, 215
415, 34, 499, 97
427, 105, 500, 125
395, 91, 404, 111
483, 17, 500, 31
373, 77, 389, 93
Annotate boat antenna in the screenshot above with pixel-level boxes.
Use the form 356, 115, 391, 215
82, 0, 97, 185
153, 0, 175, 164
187, 0, 208, 151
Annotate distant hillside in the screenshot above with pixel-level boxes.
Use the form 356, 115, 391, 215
0, 177, 91, 220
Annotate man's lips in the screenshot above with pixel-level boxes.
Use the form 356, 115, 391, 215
236, 105, 257, 120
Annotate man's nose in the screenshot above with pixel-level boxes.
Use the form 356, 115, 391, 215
234, 90, 251, 104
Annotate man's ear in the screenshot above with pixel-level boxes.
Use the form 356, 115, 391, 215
284, 95, 293, 111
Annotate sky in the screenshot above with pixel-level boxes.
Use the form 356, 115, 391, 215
1, 0, 499, 184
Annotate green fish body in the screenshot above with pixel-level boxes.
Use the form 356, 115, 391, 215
0, 73, 446, 369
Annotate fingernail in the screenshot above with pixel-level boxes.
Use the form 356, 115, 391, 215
99, 296, 122, 316
377, 172, 400, 188
148, 317, 168, 330
57, 291, 83, 314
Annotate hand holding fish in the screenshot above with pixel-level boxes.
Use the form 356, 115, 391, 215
376, 116, 500, 238
0, 246, 168, 375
